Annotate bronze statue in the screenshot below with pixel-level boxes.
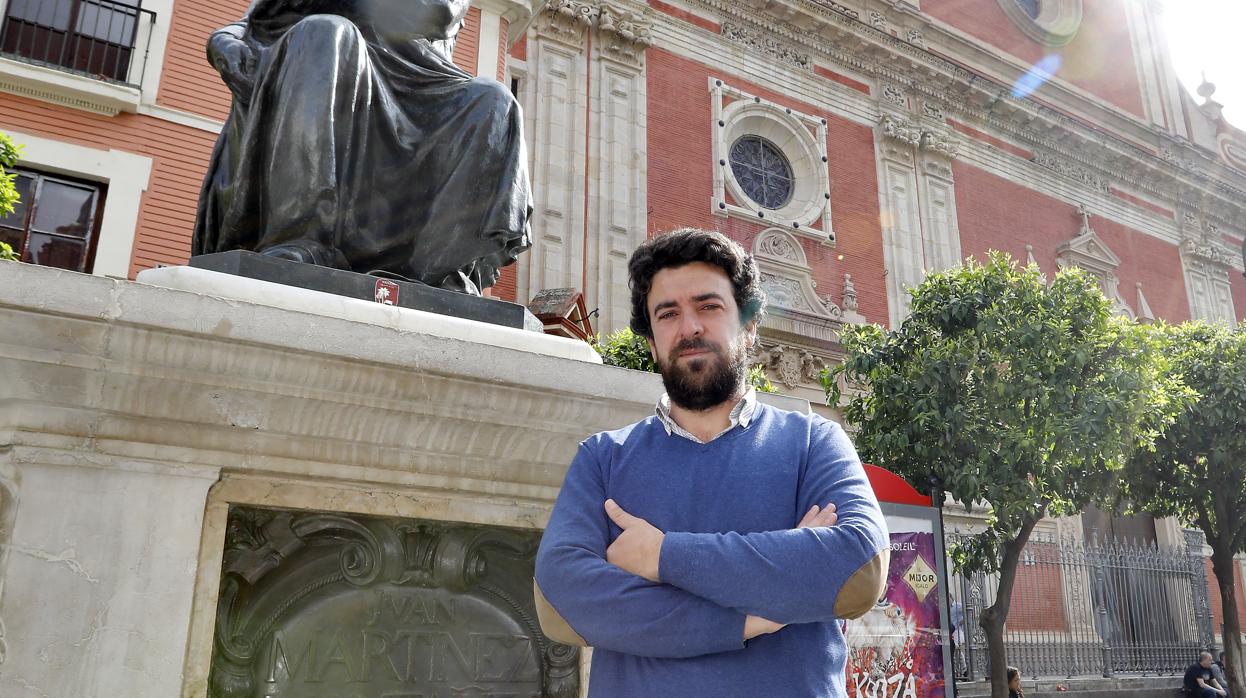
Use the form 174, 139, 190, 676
192, 0, 532, 295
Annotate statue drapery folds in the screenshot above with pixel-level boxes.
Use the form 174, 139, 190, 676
193, 0, 533, 294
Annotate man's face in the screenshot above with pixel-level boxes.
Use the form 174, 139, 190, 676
645, 262, 755, 411
1203, 655, 1214, 668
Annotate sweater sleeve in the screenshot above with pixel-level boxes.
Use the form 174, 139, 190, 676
657, 419, 890, 624
534, 441, 748, 658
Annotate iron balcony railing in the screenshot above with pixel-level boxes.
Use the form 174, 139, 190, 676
0, 0, 156, 88
948, 529, 1216, 681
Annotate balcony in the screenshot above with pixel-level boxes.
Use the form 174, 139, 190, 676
0, 0, 156, 114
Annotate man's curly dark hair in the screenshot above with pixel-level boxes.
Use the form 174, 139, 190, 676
628, 228, 766, 338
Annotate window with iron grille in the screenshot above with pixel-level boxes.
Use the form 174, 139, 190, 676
0, 169, 105, 273
1, 0, 145, 84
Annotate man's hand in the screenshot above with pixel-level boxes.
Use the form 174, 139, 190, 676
743, 615, 785, 640
604, 499, 665, 582
797, 503, 837, 528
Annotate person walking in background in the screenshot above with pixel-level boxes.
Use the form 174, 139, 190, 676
1187, 651, 1228, 697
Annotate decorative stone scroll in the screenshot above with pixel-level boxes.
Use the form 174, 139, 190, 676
209, 507, 578, 698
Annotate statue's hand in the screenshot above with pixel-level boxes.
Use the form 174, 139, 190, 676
208, 32, 257, 106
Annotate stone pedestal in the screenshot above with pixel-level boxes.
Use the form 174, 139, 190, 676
0, 261, 810, 697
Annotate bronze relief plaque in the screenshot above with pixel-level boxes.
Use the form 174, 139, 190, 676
209, 507, 578, 698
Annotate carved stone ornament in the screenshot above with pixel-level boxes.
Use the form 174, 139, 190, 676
879, 115, 960, 161
881, 83, 907, 107
209, 507, 578, 698
1030, 151, 1110, 193
1056, 206, 1134, 319
720, 21, 812, 71
764, 342, 826, 389
869, 11, 887, 31
753, 228, 844, 321
537, 0, 600, 44
879, 114, 922, 146
1180, 213, 1236, 269
597, 3, 654, 63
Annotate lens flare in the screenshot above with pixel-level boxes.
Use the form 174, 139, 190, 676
1012, 54, 1062, 99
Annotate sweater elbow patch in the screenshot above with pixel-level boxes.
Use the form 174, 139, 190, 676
534, 580, 588, 647
833, 548, 890, 620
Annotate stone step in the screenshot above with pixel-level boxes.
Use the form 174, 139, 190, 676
955, 674, 1184, 698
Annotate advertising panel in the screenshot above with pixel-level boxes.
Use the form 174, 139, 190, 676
845, 508, 952, 698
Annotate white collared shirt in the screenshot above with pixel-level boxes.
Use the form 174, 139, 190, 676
655, 387, 758, 444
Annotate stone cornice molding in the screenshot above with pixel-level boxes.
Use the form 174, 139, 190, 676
663, 0, 1246, 234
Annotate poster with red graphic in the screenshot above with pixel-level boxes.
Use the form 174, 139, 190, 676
845, 514, 948, 698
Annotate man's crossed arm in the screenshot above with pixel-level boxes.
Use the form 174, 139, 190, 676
533, 423, 890, 659
603, 498, 839, 640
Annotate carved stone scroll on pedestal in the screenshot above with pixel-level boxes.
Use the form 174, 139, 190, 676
209, 507, 578, 698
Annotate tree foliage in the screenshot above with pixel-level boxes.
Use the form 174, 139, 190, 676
591, 327, 778, 393
1117, 323, 1246, 696
823, 252, 1186, 698
0, 132, 19, 261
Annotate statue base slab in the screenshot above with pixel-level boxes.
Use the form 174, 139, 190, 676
189, 250, 541, 332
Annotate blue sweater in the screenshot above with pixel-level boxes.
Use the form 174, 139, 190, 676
534, 402, 890, 697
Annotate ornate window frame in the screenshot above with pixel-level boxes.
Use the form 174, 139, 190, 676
710, 78, 833, 245
996, 0, 1082, 47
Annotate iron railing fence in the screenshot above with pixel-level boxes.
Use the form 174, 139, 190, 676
948, 529, 1215, 681
0, 0, 156, 87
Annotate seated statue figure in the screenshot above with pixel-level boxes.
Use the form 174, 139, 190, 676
192, 0, 532, 295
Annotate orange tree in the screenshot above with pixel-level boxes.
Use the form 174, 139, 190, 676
1118, 322, 1246, 697
824, 252, 1186, 698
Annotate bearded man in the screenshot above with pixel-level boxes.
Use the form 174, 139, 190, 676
534, 228, 890, 697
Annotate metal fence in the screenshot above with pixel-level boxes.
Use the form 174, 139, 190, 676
1, 0, 157, 86
948, 529, 1216, 680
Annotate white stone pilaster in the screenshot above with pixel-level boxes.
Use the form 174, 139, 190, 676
876, 111, 963, 327
876, 115, 926, 328
585, 3, 650, 333
516, 2, 594, 307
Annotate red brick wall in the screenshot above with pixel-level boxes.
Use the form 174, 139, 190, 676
923, 0, 1145, 119
1229, 236, 1246, 324
451, 8, 482, 75
1206, 558, 1246, 634
953, 162, 1189, 322
157, 0, 249, 121
0, 96, 219, 276
646, 48, 889, 325
1090, 215, 1189, 323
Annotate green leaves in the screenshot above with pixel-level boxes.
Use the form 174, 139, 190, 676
826, 252, 1185, 571
0, 132, 20, 222
1118, 323, 1246, 550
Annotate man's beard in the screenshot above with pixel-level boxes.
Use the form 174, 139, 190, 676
657, 335, 748, 411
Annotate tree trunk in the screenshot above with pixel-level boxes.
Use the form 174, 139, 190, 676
979, 514, 1042, 698
1211, 541, 1244, 698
